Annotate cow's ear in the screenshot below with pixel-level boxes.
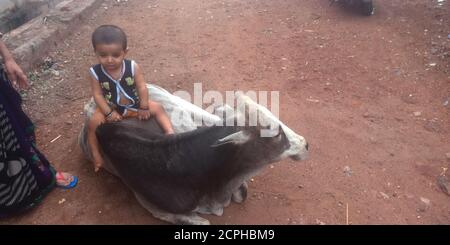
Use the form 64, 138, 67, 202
211, 131, 251, 147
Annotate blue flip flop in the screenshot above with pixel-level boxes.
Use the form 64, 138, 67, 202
56, 172, 78, 189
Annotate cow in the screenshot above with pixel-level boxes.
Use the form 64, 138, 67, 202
78, 85, 308, 225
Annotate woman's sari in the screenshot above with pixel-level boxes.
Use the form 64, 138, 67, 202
0, 67, 55, 218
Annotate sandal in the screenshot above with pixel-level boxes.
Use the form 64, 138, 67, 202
55, 172, 78, 189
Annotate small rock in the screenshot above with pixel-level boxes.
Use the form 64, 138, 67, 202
343, 166, 352, 176
424, 120, 442, 133
315, 219, 326, 225
298, 185, 304, 189
379, 192, 390, 199
445, 153, 450, 160
270, 165, 274, 169
58, 198, 66, 204
306, 98, 320, 103
405, 194, 414, 199
413, 111, 422, 117
51, 70, 60, 77
420, 197, 430, 205
65, 121, 73, 125
418, 197, 431, 212
437, 175, 450, 196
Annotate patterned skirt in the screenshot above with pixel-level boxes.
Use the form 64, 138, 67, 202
0, 67, 55, 218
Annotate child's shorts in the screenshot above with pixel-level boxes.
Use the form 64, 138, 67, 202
122, 109, 138, 118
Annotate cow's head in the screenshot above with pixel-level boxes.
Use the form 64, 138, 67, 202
212, 125, 294, 168
213, 92, 308, 163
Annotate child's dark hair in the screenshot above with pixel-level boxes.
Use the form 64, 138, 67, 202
91, 25, 127, 50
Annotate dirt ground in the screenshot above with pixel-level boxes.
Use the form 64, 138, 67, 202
1, 0, 450, 224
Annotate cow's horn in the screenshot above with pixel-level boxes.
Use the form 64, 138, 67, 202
211, 131, 251, 147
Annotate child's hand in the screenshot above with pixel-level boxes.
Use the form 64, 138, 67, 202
106, 110, 122, 122
4, 59, 29, 90
138, 108, 151, 120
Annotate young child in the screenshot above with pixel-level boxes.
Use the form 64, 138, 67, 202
88, 25, 174, 172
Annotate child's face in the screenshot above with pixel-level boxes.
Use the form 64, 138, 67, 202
94, 43, 128, 72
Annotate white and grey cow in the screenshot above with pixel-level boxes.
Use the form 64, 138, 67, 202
78, 85, 308, 225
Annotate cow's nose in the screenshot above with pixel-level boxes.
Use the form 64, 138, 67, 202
305, 143, 309, 151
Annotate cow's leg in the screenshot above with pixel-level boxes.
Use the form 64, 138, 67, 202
232, 181, 248, 203
195, 203, 224, 217
194, 195, 228, 217
171, 213, 211, 225
195, 181, 247, 216
134, 193, 210, 225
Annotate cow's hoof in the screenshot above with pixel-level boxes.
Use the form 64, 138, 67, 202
195, 205, 224, 216
212, 207, 224, 216
232, 182, 248, 203
175, 215, 210, 225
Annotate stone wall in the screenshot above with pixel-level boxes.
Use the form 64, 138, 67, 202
0, 0, 60, 33
1, 0, 102, 71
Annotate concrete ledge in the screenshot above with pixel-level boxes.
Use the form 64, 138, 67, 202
2, 0, 103, 71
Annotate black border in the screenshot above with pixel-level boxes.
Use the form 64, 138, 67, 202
1, 225, 449, 243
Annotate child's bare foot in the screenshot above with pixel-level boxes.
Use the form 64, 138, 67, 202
92, 153, 104, 172
165, 130, 175, 135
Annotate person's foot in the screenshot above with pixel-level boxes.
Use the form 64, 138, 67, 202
92, 152, 104, 172
165, 130, 175, 135
55, 172, 78, 189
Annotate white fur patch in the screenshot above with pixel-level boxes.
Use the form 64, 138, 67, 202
213, 131, 251, 147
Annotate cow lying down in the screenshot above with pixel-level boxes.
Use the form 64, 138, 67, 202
78, 84, 308, 225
